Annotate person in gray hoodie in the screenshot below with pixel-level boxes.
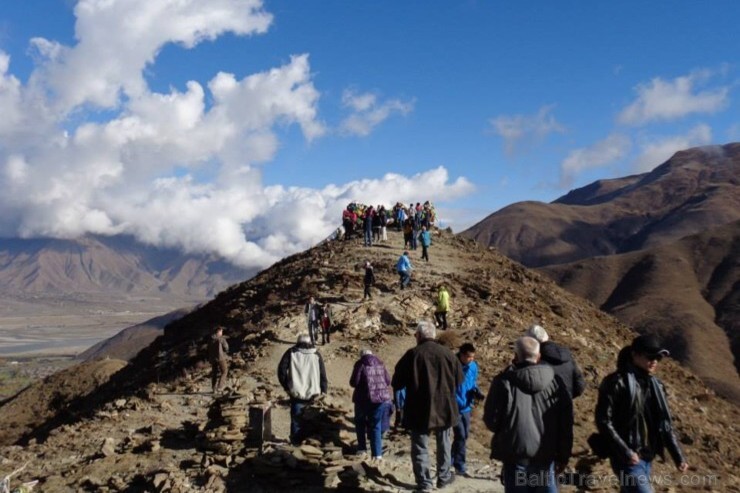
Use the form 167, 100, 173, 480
278, 334, 328, 445
483, 336, 573, 492
208, 326, 229, 393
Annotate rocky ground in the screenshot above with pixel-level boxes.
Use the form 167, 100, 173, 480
0, 227, 738, 492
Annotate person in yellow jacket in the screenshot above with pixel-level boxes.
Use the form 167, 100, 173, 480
435, 285, 450, 330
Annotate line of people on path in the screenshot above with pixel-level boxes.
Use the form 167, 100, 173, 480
270, 317, 688, 493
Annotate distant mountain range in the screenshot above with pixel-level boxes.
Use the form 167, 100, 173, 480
0, 235, 252, 299
464, 143, 740, 267
463, 142, 740, 401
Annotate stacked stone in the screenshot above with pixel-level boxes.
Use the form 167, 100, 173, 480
201, 394, 248, 463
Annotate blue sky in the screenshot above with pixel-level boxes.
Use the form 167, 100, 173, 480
0, 0, 738, 267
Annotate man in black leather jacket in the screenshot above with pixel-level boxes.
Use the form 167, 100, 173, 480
595, 335, 689, 492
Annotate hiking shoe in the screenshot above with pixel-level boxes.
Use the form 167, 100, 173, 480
437, 473, 456, 489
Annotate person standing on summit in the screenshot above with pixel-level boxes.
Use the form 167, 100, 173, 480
208, 326, 229, 394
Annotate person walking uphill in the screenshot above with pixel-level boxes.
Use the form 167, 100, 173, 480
392, 321, 463, 492
452, 343, 484, 477
418, 226, 432, 262
350, 349, 393, 461
483, 336, 573, 493
525, 324, 586, 398
595, 334, 688, 493
208, 326, 229, 394
363, 260, 376, 300
278, 335, 328, 445
304, 296, 321, 345
397, 251, 413, 290
434, 285, 450, 330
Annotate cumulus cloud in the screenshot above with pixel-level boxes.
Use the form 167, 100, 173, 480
488, 105, 565, 155
617, 69, 729, 125
559, 134, 632, 187
633, 124, 712, 172
0, 1, 473, 270
339, 89, 414, 136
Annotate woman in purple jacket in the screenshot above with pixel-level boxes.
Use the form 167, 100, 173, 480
350, 349, 393, 460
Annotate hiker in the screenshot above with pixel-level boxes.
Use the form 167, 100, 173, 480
393, 387, 406, 430
320, 302, 333, 345
434, 285, 450, 330
364, 205, 375, 247
525, 324, 586, 398
392, 321, 463, 491
483, 336, 573, 492
372, 205, 382, 242
278, 334, 328, 445
208, 326, 229, 393
379, 205, 388, 242
403, 217, 414, 249
343, 206, 356, 240
453, 343, 484, 477
350, 349, 393, 461
595, 335, 688, 492
304, 296, 321, 345
363, 260, 376, 300
396, 251, 413, 290
418, 225, 432, 262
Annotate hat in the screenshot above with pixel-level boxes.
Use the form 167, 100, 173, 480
631, 334, 670, 358
525, 324, 549, 343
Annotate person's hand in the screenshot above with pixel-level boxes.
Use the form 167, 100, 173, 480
628, 451, 640, 465
677, 462, 689, 472
555, 461, 568, 475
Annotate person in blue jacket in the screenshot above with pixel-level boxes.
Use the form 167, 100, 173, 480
452, 342, 484, 476
396, 251, 413, 289
418, 226, 432, 262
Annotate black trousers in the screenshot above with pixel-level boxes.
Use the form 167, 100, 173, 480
434, 311, 448, 330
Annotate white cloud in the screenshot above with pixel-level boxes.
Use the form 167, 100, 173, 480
339, 89, 414, 137
488, 105, 565, 155
618, 70, 729, 125
0, 1, 473, 270
633, 124, 712, 172
559, 134, 632, 187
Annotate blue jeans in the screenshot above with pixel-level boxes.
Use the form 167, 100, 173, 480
502, 462, 557, 493
452, 411, 470, 473
411, 428, 452, 490
611, 458, 653, 493
399, 271, 411, 288
364, 226, 372, 246
289, 400, 308, 443
355, 403, 384, 457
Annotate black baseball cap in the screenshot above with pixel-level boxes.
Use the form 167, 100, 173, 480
631, 334, 670, 358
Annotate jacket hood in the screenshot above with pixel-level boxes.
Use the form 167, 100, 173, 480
509, 363, 555, 394
540, 341, 572, 365
360, 354, 383, 366
296, 345, 317, 355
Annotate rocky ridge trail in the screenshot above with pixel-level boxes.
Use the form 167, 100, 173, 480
0, 228, 738, 491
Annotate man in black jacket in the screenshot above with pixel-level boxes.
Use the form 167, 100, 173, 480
525, 324, 586, 398
595, 334, 688, 492
483, 336, 573, 492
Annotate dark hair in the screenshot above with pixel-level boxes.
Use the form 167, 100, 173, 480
459, 343, 476, 354
215, 326, 224, 333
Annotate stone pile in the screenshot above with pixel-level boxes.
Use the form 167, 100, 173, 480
200, 394, 249, 464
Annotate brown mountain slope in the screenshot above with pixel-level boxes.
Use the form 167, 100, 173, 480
77, 307, 193, 362
0, 235, 251, 298
462, 142, 740, 267
0, 229, 737, 491
541, 220, 740, 402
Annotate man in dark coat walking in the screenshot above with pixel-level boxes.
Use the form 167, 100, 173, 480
483, 336, 573, 492
392, 321, 463, 491
526, 324, 586, 398
208, 326, 229, 393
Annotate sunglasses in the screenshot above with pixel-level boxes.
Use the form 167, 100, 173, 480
645, 354, 663, 362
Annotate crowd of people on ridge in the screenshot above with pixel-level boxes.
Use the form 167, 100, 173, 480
206, 204, 689, 493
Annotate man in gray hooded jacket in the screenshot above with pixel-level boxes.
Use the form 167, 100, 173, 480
278, 334, 328, 445
483, 336, 573, 492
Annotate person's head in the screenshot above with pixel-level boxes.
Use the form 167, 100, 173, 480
422, 226, 427, 231
525, 324, 549, 343
439, 284, 447, 292
297, 334, 312, 346
403, 251, 409, 257
360, 348, 372, 357
215, 326, 223, 336
459, 343, 476, 364
630, 334, 669, 374
415, 321, 436, 343
515, 336, 540, 364
365, 260, 371, 268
